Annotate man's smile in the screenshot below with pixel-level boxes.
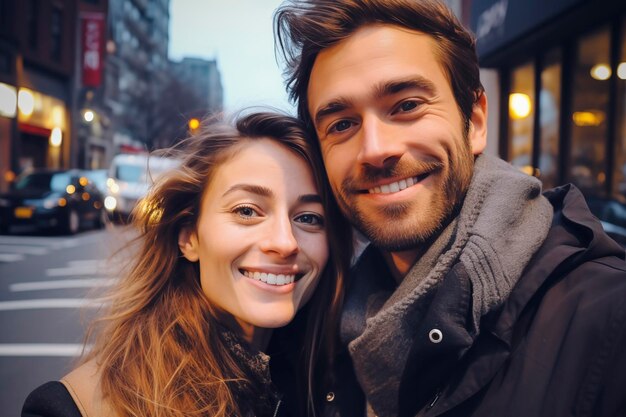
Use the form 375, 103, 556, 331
366, 172, 432, 194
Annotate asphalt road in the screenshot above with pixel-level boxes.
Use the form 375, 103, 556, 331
0, 225, 132, 416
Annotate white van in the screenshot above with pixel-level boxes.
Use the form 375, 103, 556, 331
104, 153, 178, 219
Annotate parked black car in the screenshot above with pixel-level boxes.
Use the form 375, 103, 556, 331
0, 169, 105, 235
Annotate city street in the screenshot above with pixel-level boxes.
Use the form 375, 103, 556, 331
0, 225, 132, 416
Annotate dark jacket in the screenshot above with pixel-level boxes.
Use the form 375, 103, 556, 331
322, 184, 626, 417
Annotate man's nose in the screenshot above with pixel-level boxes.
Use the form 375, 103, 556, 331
356, 115, 403, 168
260, 216, 299, 257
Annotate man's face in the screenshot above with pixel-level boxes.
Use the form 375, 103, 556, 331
307, 24, 486, 253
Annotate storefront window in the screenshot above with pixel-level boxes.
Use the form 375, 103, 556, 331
539, 49, 561, 189
508, 61, 535, 174
614, 17, 626, 203
570, 27, 610, 197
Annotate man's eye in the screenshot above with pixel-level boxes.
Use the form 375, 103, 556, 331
398, 100, 418, 112
295, 213, 324, 226
233, 205, 259, 218
330, 120, 352, 133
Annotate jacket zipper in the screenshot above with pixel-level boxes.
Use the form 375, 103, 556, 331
426, 391, 441, 411
272, 399, 282, 417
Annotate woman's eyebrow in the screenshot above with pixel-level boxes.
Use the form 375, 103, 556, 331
222, 184, 274, 198
299, 194, 322, 204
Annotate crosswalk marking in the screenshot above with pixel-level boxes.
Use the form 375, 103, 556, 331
0, 244, 48, 255
0, 298, 103, 311
0, 253, 25, 262
0, 343, 91, 357
0, 236, 72, 246
0, 235, 72, 263
46, 265, 106, 277
10, 278, 115, 292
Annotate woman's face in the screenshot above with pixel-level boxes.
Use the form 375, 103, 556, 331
179, 138, 329, 342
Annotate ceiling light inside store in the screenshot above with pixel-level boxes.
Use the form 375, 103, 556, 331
509, 93, 531, 119
618, 62, 626, 80
590, 64, 611, 80
572, 110, 605, 127
18, 89, 35, 116
49, 127, 63, 147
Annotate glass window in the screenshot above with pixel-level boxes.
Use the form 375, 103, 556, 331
539, 49, 562, 189
508, 61, 535, 174
0, 0, 9, 31
615, 17, 626, 204
569, 27, 610, 197
27, 0, 40, 49
50, 6, 63, 61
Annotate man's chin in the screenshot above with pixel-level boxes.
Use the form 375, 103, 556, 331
367, 231, 433, 252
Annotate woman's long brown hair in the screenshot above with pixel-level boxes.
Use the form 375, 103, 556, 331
82, 111, 352, 416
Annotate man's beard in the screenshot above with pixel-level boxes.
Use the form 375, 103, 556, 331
334, 142, 474, 252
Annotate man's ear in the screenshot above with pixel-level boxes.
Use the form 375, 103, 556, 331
178, 227, 199, 262
468, 92, 488, 155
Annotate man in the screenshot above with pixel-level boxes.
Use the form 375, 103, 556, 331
274, 1, 626, 416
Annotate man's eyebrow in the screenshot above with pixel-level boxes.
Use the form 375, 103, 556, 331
222, 184, 274, 198
314, 99, 351, 127
375, 76, 438, 100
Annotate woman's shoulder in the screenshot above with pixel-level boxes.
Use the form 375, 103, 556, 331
21, 381, 82, 417
60, 359, 100, 417
22, 359, 115, 417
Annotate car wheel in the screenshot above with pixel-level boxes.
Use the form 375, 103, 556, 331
94, 209, 106, 229
66, 209, 80, 235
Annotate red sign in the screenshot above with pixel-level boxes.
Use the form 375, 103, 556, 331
81, 13, 105, 87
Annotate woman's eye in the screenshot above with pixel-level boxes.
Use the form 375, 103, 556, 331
233, 205, 259, 219
295, 213, 324, 227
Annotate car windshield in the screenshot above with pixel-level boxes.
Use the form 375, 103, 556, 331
116, 165, 144, 182
14, 172, 72, 192
84, 170, 107, 190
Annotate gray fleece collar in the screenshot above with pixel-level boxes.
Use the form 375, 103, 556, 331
344, 154, 554, 417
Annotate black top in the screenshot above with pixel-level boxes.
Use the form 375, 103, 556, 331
22, 381, 82, 417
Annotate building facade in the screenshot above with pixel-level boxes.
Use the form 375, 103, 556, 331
463, 0, 626, 208
0, 0, 108, 191
103, 0, 171, 155
152, 56, 223, 149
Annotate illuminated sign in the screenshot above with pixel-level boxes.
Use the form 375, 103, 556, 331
82, 13, 105, 87
0, 82, 17, 118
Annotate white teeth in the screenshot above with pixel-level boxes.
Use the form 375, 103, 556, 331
368, 176, 420, 194
242, 270, 296, 286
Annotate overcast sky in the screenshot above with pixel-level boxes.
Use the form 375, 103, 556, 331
168, 0, 293, 114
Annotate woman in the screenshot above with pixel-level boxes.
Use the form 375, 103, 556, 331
22, 111, 352, 417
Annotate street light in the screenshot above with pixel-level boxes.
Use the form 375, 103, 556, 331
189, 118, 200, 131
84, 109, 95, 122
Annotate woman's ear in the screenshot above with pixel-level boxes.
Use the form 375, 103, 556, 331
178, 227, 199, 262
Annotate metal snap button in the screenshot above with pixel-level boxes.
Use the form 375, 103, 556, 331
326, 392, 335, 402
429, 328, 443, 343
